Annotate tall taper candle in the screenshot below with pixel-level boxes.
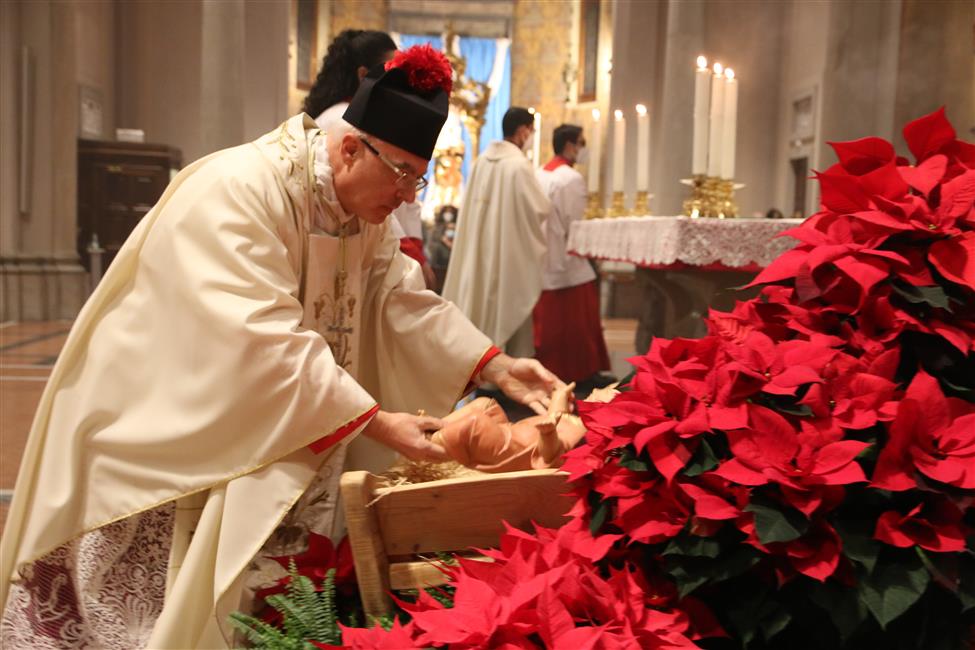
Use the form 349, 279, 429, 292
692, 55, 710, 175
531, 108, 542, 168
588, 108, 601, 193
635, 104, 649, 191
720, 67, 737, 180
707, 62, 724, 178
612, 109, 625, 192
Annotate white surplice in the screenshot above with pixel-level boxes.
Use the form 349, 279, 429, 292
0, 115, 492, 648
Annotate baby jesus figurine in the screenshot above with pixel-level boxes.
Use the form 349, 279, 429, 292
429, 382, 604, 473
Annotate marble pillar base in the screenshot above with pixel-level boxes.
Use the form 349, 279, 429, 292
1, 255, 88, 321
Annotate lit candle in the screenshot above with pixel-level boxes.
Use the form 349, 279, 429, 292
692, 55, 710, 175
635, 104, 649, 192
612, 109, 625, 193
707, 62, 724, 178
720, 67, 737, 180
588, 108, 601, 193
530, 108, 542, 168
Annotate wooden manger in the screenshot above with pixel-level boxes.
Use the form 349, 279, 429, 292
340, 468, 574, 620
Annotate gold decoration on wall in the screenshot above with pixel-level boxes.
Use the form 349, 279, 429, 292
443, 24, 491, 157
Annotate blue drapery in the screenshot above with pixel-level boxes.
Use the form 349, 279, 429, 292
396, 33, 511, 183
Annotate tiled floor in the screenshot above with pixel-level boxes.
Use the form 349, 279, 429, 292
0, 318, 638, 533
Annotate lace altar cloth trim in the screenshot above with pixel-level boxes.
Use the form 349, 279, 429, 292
1, 503, 174, 649
567, 216, 804, 269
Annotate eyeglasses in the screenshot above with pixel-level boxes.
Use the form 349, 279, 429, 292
359, 137, 429, 193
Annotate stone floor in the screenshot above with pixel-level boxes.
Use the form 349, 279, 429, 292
0, 318, 638, 533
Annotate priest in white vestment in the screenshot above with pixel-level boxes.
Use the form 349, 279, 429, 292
0, 46, 561, 649
442, 107, 551, 358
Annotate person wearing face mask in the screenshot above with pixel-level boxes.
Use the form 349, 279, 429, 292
532, 124, 612, 385
443, 107, 551, 359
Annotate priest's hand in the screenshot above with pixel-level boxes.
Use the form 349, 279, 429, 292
480, 354, 566, 416
362, 410, 450, 462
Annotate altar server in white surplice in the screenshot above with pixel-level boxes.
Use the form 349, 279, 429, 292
442, 107, 551, 357
534, 124, 611, 384
0, 47, 561, 649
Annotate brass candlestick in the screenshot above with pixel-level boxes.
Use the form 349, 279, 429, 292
609, 191, 627, 217
584, 191, 604, 219
682, 175, 741, 218
681, 174, 706, 218
633, 191, 651, 215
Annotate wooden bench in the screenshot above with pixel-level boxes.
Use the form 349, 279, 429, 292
340, 468, 574, 620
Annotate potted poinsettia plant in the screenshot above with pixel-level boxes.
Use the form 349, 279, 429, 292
272, 107, 974, 649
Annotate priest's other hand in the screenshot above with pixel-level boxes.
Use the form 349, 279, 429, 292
481, 354, 566, 416
362, 410, 449, 461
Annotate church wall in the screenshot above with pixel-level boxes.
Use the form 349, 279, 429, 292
0, 0, 86, 321
894, 0, 975, 154
772, 0, 829, 217
330, 0, 387, 41
509, 0, 576, 165
817, 0, 902, 172
701, 0, 784, 218
116, 0, 205, 161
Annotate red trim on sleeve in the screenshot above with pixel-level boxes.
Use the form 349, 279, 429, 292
399, 237, 428, 266
461, 345, 503, 395
308, 404, 380, 454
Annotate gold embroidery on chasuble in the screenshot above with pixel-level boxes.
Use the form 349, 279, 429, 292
311, 223, 357, 370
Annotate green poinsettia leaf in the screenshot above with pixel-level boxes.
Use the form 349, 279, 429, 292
744, 499, 808, 544
837, 523, 881, 573
809, 581, 869, 643
683, 438, 719, 477
760, 606, 792, 643
669, 563, 712, 599
618, 447, 651, 473
662, 534, 721, 559
858, 559, 931, 629
958, 554, 975, 613
666, 546, 760, 598
588, 492, 610, 535
891, 281, 952, 312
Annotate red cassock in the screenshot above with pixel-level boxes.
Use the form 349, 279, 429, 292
533, 280, 609, 382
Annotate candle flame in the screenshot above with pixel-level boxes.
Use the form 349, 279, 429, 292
713, 62, 723, 75
591, 108, 601, 121
696, 55, 707, 69
635, 104, 647, 116
614, 109, 623, 121
725, 67, 735, 80
528, 106, 536, 114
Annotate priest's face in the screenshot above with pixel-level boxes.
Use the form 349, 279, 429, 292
334, 133, 430, 224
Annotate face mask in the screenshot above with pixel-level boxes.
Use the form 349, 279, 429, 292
575, 146, 589, 165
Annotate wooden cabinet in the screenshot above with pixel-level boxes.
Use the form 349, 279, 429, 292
77, 139, 181, 271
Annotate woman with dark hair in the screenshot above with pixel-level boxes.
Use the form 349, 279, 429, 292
305, 29, 397, 131
305, 29, 437, 289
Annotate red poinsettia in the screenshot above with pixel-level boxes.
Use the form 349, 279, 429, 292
712, 405, 870, 512
874, 497, 969, 553
872, 370, 975, 491
740, 517, 844, 583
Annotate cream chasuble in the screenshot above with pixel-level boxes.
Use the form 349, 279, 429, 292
0, 115, 492, 648
441, 140, 550, 357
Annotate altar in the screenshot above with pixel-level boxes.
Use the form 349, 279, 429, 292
568, 216, 803, 352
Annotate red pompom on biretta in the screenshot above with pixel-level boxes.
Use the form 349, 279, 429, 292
384, 44, 453, 95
